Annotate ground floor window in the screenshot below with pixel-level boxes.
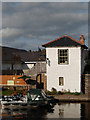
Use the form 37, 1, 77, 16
59, 77, 64, 86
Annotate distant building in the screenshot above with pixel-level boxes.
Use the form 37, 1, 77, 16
0, 46, 46, 90
1, 46, 46, 75
42, 35, 88, 92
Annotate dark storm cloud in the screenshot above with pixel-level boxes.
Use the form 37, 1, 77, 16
2, 2, 88, 50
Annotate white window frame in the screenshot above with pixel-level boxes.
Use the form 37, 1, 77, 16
59, 77, 64, 86
58, 49, 69, 64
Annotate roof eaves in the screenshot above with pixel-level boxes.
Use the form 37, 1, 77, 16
67, 36, 82, 45
81, 45, 88, 49
42, 35, 82, 47
42, 35, 66, 47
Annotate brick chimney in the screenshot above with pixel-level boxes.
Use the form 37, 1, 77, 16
80, 35, 85, 45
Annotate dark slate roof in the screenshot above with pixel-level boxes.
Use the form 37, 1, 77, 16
42, 35, 88, 49
16, 51, 46, 62
1, 46, 46, 63
1, 46, 27, 63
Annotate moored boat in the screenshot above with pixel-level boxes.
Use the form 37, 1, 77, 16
1, 89, 58, 108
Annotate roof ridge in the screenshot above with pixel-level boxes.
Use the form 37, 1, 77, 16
42, 35, 82, 46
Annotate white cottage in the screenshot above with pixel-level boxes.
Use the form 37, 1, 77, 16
42, 35, 88, 92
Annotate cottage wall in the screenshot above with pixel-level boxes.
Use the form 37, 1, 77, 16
46, 46, 81, 92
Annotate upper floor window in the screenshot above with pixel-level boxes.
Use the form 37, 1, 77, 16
58, 49, 68, 64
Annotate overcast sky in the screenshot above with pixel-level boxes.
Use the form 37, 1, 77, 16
1, 2, 88, 50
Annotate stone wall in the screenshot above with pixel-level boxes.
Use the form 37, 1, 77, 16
23, 62, 46, 76
84, 74, 90, 97
36, 73, 47, 92
29, 73, 47, 92
41, 73, 47, 92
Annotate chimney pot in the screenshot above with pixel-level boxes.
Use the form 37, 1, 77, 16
80, 35, 85, 45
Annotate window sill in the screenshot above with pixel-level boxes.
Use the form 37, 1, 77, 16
58, 63, 69, 65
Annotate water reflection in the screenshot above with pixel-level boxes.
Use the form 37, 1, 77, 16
81, 102, 90, 120
1, 102, 90, 120
46, 103, 81, 119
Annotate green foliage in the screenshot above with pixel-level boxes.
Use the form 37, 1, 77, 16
51, 88, 57, 92
18, 75, 31, 81
46, 88, 82, 96
57, 91, 64, 95
73, 92, 80, 95
45, 90, 52, 95
2, 89, 14, 95
2, 89, 23, 96
17, 89, 23, 94
51, 88, 57, 95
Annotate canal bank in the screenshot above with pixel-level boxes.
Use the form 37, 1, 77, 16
52, 95, 90, 102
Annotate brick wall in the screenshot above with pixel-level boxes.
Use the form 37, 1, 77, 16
41, 73, 47, 92
85, 74, 90, 97
36, 73, 47, 92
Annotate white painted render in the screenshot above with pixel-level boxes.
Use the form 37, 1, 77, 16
22, 63, 35, 70
81, 48, 85, 74
46, 47, 81, 92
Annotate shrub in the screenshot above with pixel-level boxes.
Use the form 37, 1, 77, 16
2, 89, 14, 95
73, 92, 80, 95
64, 92, 71, 95
46, 88, 58, 95
51, 88, 57, 92
45, 90, 52, 95
51, 88, 57, 95
46, 88, 82, 96
51, 90, 57, 95
57, 91, 64, 95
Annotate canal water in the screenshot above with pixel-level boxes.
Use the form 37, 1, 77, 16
0, 102, 90, 120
